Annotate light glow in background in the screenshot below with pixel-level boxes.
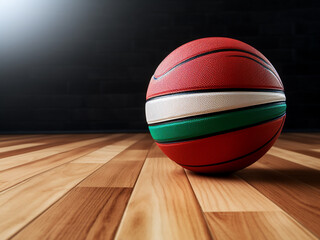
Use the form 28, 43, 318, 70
0, 0, 86, 62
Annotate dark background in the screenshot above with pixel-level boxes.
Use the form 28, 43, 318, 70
0, 0, 319, 133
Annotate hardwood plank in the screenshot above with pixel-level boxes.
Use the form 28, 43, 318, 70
127, 135, 154, 150
0, 136, 91, 159
72, 134, 145, 164
13, 134, 149, 240
186, 171, 280, 212
113, 149, 149, 161
274, 138, 317, 151
0, 134, 96, 158
85, 188, 132, 240
0, 134, 71, 147
2, 132, 318, 240
279, 133, 320, 145
78, 135, 152, 188
13, 187, 132, 240
0, 135, 119, 171
295, 149, 320, 159
78, 161, 144, 188
267, 146, 320, 170
51, 135, 119, 152
259, 154, 320, 190
291, 133, 320, 140
236, 162, 320, 237
0, 134, 130, 192
0, 143, 44, 153
205, 212, 317, 240
0, 134, 44, 142
0, 163, 102, 239
115, 144, 212, 240
292, 133, 320, 142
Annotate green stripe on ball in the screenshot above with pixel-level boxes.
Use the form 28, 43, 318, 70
149, 102, 286, 143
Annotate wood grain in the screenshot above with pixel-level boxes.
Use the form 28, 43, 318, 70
78, 136, 152, 188
0, 134, 130, 192
0, 140, 69, 159
205, 212, 316, 240
0, 143, 44, 153
274, 138, 316, 151
0, 134, 44, 142
13, 134, 152, 240
0, 134, 71, 147
279, 133, 320, 145
237, 162, 320, 237
186, 171, 280, 212
0, 133, 318, 240
0, 163, 102, 239
0, 135, 119, 171
13, 187, 132, 240
72, 134, 145, 164
259, 154, 320, 190
292, 133, 320, 142
127, 135, 154, 150
78, 161, 145, 188
85, 188, 132, 240
113, 149, 150, 161
115, 144, 212, 240
295, 149, 320, 159
267, 146, 320, 170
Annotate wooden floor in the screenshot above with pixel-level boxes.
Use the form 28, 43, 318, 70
0, 133, 319, 240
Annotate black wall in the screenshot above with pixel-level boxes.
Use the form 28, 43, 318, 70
0, 0, 319, 132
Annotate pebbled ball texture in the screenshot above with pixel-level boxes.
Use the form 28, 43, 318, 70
146, 37, 286, 173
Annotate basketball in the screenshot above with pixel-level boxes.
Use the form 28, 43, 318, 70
145, 37, 286, 173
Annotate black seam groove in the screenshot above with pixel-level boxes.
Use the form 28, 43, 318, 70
227, 55, 283, 88
146, 88, 285, 102
179, 116, 285, 168
227, 55, 280, 81
153, 48, 272, 80
155, 113, 286, 144
149, 101, 286, 127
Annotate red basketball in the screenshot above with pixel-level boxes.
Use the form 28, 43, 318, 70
145, 37, 286, 173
